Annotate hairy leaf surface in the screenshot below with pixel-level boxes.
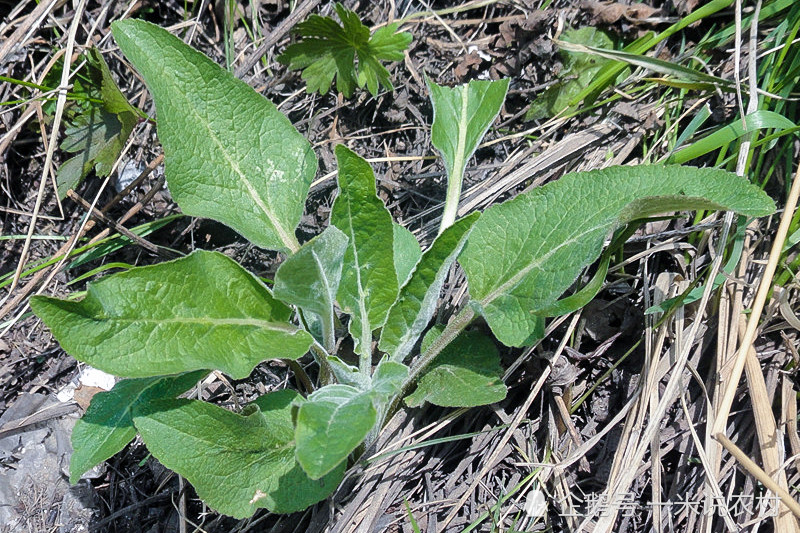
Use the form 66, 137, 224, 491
380, 213, 479, 362
460, 166, 776, 346
31, 251, 312, 379
273, 226, 348, 348
112, 20, 316, 252
294, 384, 376, 479
330, 145, 398, 353
69, 370, 206, 483
133, 392, 343, 518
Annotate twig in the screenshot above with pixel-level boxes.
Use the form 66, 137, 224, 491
234, 0, 321, 78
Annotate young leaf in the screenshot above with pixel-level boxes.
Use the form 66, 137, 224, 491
57, 48, 140, 199
459, 166, 776, 347
370, 359, 409, 401
69, 370, 206, 484
294, 384, 376, 479
406, 329, 505, 408
428, 77, 509, 232
112, 20, 316, 253
393, 223, 422, 287
133, 392, 344, 518
273, 226, 348, 350
31, 250, 312, 379
380, 213, 479, 362
277, 3, 411, 97
330, 145, 398, 357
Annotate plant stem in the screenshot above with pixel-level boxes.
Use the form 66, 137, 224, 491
437, 91, 469, 235
406, 305, 475, 386
381, 304, 475, 426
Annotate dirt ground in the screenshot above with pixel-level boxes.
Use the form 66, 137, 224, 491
1, 0, 798, 532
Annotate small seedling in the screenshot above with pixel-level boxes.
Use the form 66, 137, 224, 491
277, 2, 411, 97
31, 20, 775, 518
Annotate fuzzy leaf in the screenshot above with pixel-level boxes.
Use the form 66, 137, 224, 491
406, 330, 506, 408
31, 250, 312, 379
69, 370, 206, 484
133, 392, 344, 518
273, 226, 348, 348
294, 384, 376, 479
380, 213, 479, 362
112, 20, 316, 252
330, 145, 398, 353
393, 223, 422, 287
57, 48, 139, 199
278, 3, 411, 97
460, 165, 776, 347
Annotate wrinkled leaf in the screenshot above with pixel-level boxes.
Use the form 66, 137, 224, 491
70, 370, 206, 483
429, 77, 509, 231
393, 223, 422, 287
133, 392, 344, 518
112, 20, 316, 252
460, 165, 776, 347
277, 3, 411, 97
330, 145, 398, 353
380, 213, 479, 362
294, 384, 375, 479
406, 330, 506, 408
31, 250, 312, 379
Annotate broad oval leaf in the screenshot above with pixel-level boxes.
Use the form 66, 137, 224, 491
406, 329, 506, 408
69, 370, 206, 483
112, 20, 316, 252
330, 145, 398, 353
133, 392, 344, 518
460, 165, 776, 347
31, 250, 313, 379
380, 213, 479, 362
294, 384, 376, 479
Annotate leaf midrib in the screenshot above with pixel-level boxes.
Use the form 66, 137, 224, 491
167, 72, 298, 252
89, 315, 300, 333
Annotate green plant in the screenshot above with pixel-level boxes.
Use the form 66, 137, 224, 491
277, 2, 411, 97
30, 20, 775, 518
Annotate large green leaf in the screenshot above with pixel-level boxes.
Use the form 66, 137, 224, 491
273, 226, 348, 349
294, 384, 376, 479
111, 20, 316, 252
132, 392, 344, 518
31, 250, 312, 379
380, 213, 479, 362
428, 77, 509, 231
330, 145, 398, 354
69, 370, 206, 484
406, 329, 506, 408
459, 165, 776, 347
